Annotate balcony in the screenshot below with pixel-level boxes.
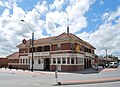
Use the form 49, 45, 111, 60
85, 52, 94, 58
28, 52, 50, 57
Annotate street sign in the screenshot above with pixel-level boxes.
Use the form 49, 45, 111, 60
22, 39, 27, 44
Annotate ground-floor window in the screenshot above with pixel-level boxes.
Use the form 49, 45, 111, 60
57, 58, 61, 64
53, 58, 56, 64
38, 59, 41, 64
20, 59, 22, 64
71, 57, 75, 64
26, 59, 28, 64
51, 57, 79, 65
62, 58, 66, 64
23, 59, 25, 64
29, 59, 30, 64
77, 58, 83, 64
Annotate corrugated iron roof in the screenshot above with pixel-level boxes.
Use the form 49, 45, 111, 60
17, 33, 95, 49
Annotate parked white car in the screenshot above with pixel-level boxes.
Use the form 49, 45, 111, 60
109, 62, 118, 68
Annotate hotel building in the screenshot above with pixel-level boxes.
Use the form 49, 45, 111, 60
9, 32, 95, 71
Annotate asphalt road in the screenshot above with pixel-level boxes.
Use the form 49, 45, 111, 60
0, 66, 120, 87
61, 81, 120, 87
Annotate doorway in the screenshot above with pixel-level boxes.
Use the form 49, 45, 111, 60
84, 59, 87, 69
44, 58, 50, 71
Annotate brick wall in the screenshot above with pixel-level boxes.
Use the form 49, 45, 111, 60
50, 65, 84, 72
8, 59, 19, 63
8, 64, 29, 70
51, 44, 57, 51
61, 43, 70, 50
0, 58, 8, 68
51, 43, 71, 51
61, 65, 84, 72
50, 65, 56, 71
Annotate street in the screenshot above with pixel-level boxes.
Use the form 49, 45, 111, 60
0, 66, 120, 87
61, 81, 120, 87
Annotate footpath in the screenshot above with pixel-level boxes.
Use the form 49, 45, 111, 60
56, 67, 120, 85
0, 67, 120, 86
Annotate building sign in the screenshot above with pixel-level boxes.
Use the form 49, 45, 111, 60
75, 45, 80, 52
28, 52, 50, 57
22, 39, 27, 44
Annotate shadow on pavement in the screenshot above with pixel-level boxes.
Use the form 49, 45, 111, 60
69, 68, 104, 74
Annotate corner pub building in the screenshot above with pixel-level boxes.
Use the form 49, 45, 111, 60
16, 32, 95, 71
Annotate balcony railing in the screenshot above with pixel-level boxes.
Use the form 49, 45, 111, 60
85, 52, 94, 58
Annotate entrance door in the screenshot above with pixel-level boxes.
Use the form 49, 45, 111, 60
44, 58, 50, 71
84, 59, 87, 69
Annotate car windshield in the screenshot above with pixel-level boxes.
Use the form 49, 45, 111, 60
110, 63, 113, 64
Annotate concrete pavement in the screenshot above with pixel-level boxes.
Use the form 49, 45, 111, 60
0, 67, 120, 86
59, 77, 120, 85
56, 67, 120, 85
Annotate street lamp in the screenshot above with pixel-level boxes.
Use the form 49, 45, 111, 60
21, 20, 34, 72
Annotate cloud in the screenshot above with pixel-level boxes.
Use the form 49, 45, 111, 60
1, 0, 119, 59
0, 0, 96, 57
50, 0, 65, 11
108, 7, 120, 22
77, 6, 120, 58
0, 3, 43, 57
65, 0, 94, 33
45, 0, 95, 35
35, 1, 48, 14
0, 1, 3, 6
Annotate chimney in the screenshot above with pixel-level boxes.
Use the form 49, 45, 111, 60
67, 26, 69, 34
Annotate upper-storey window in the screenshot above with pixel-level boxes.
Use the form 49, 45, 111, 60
89, 49, 91, 53
92, 50, 94, 54
57, 44, 61, 50
81, 45, 84, 51
36, 46, 42, 52
43, 45, 50, 51
19, 48, 28, 53
29, 47, 36, 53
70, 43, 75, 51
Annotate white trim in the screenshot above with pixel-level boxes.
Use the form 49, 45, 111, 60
8, 63, 29, 65
28, 52, 50, 57
51, 53, 85, 58
51, 50, 72, 53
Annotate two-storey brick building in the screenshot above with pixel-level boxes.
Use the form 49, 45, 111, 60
16, 33, 95, 71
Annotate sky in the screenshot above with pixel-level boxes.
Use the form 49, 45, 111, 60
0, 0, 120, 59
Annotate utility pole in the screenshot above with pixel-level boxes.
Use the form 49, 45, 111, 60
21, 20, 34, 72
106, 49, 108, 63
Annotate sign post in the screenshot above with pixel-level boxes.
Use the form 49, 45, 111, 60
55, 70, 61, 85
